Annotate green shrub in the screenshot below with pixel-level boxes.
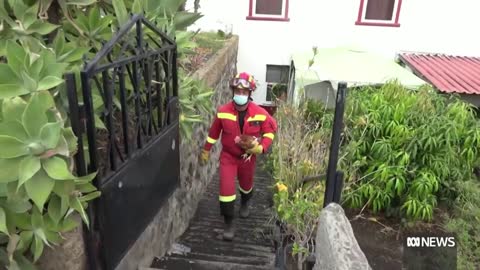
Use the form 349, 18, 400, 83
270, 81, 480, 269
193, 31, 228, 53
444, 180, 480, 269
268, 102, 329, 269
273, 182, 323, 270
304, 99, 325, 124
302, 98, 334, 132
338, 81, 480, 221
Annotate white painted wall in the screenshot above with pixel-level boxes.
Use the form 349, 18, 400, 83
185, 0, 480, 104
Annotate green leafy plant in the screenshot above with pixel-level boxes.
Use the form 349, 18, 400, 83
303, 98, 333, 129
443, 180, 480, 269
336, 81, 480, 222
274, 183, 324, 270
182, 31, 229, 73
0, 90, 99, 267
269, 82, 480, 268
178, 73, 214, 140
271, 83, 287, 102
0, 0, 212, 267
0, 0, 59, 53
0, 41, 66, 100
268, 101, 330, 269
62, 5, 115, 52
0, 1, 102, 262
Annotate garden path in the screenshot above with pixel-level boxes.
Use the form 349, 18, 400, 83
151, 161, 276, 269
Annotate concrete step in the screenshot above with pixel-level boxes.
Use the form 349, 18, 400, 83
151, 256, 273, 270
170, 251, 274, 265
152, 158, 276, 270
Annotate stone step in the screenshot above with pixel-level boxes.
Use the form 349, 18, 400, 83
180, 235, 274, 251
152, 158, 276, 270
165, 249, 274, 265
151, 256, 273, 270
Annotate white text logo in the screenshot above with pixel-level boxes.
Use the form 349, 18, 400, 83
406, 237, 456, 248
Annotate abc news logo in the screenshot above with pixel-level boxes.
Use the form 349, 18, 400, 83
406, 236, 456, 248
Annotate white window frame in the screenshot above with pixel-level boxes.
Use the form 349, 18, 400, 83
247, 0, 290, 21
252, 0, 287, 19
359, 0, 400, 25
265, 64, 289, 102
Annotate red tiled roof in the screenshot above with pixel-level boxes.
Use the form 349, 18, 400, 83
399, 53, 480, 94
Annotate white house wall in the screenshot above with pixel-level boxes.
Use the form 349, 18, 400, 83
185, 0, 480, 104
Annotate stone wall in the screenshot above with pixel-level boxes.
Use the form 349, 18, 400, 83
313, 203, 371, 270
37, 35, 239, 270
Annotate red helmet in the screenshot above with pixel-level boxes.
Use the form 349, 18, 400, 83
229, 72, 257, 91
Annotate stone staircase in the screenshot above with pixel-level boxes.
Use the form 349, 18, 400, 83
150, 167, 276, 270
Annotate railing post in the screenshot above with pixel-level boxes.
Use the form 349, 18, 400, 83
172, 41, 178, 98
118, 66, 131, 158
323, 82, 347, 207
333, 171, 344, 203
80, 71, 99, 175
134, 18, 144, 149
65, 73, 103, 270
65, 73, 87, 176
103, 70, 117, 171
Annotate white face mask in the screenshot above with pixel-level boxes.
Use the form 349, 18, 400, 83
233, 94, 249, 105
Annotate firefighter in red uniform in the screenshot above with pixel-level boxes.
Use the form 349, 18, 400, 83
199, 72, 277, 241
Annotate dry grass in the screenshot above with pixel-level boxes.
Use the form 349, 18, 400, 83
270, 102, 330, 191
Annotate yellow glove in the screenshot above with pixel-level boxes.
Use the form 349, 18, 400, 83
199, 149, 209, 165
246, 144, 263, 155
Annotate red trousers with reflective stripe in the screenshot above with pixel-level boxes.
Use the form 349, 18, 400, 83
219, 151, 256, 199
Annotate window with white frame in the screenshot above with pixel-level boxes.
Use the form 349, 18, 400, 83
265, 65, 289, 102
356, 0, 402, 27
247, 0, 290, 22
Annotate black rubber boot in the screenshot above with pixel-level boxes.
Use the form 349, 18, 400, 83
223, 215, 235, 241
239, 200, 250, 218
239, 189, 253, 218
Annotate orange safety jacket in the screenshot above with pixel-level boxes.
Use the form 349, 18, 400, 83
203, 101, 277, 157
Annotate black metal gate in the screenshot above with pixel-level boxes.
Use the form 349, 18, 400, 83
65, 14, 179, 270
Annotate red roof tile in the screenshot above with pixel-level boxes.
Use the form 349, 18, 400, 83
399, 53, 480, 94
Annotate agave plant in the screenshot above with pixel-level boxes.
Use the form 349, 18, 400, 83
178, 74, 214, 140
0, 0, 214, 266
0, 91, 99, 267
0, 41, 66, 100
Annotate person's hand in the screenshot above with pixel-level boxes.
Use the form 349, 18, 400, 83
199, 149, 209, 165
246, 144, 263, 155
